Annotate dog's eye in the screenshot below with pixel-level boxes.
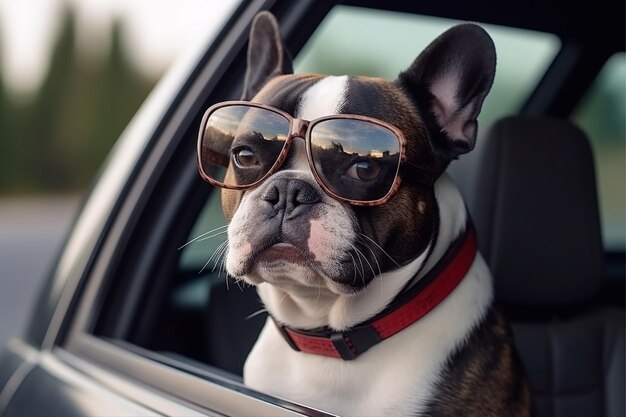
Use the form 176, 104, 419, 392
233, 148, 259, 168
346, 160, 381, 182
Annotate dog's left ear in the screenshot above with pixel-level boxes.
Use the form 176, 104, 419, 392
397, 24, 496, 160
242, 11, 293, 100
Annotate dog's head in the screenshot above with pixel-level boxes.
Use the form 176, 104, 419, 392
219, 12, 495, 296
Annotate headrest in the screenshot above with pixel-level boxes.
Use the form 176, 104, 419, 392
451, 116, 603, 306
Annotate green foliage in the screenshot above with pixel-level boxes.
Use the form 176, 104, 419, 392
0, 7, 157, 194
574, 55, 626, 144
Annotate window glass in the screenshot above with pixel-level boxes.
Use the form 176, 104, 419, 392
174, 191, 229, 322
295, 5, 560, 128
572, 53, 625, 250
179, 191, 228, 271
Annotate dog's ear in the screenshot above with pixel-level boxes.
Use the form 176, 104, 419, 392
397, 24, 496, 160
242, 12, 293, 100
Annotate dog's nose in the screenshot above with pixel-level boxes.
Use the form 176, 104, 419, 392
261, 178, 321, 219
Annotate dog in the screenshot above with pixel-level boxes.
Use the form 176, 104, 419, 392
198, 11, 533, 417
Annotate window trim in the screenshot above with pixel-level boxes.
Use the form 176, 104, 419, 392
67, 334, 327, 416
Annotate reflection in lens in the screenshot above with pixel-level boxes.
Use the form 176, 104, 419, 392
200, 105, 290, 187
310, 118, 401, 201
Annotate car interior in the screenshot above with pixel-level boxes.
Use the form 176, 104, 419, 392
450, 116, 624, 416
88, 2, 624, 417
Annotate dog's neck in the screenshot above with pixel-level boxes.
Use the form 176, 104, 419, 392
258, 173, 468, 331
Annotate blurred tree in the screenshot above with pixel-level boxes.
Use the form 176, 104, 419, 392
0, 6, 157, 195
54, 19, 155, 190
26, 6, 77, 190
0, 31, 7, 188
576, 56, 625, 144
0, 29, 22, 192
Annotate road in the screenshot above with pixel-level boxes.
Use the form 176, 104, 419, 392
0, 197, 79, 349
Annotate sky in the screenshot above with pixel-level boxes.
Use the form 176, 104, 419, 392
0, 0, 238, 96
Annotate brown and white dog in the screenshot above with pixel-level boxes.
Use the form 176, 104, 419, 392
217, 11, 533, 417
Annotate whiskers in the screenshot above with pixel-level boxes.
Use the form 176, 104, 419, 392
177, 225, 229, 250
199, 240, 228, 274
344, 233, 407, 292
356, 233, 402, 268
346, 241, 378, 288
178, 224, 237, 289
245, 308, 268, 320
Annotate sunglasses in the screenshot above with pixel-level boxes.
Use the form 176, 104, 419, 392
197, 101, 428, 206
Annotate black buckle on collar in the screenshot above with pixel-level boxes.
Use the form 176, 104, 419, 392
331, 325, 382, 360
329, 325, 382, 361
273, 316, 383, 360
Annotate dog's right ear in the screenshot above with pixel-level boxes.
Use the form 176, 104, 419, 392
242, 12, 293, 100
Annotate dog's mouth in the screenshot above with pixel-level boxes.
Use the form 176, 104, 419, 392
235, 238, 314, 277
231, 237, 341, 292
230, 234, 382, 295
256, 242, 310, 265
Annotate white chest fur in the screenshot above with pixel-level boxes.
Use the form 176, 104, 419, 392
243, 176, 494, 416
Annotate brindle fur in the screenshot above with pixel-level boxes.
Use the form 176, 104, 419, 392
424, 307, 534, 417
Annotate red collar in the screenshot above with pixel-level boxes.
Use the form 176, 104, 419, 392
272, 222, 478, 360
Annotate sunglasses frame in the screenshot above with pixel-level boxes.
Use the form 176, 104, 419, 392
197, 100, 410, 206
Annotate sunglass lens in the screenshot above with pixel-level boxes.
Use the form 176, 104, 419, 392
200, 105, 290, 187
309, 118, 401, 202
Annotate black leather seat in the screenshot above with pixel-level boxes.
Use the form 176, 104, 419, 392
449, 116, 625, 417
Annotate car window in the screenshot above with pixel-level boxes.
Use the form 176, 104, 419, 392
572, 53, 625, 250
295, 5, 560, 128
179, 190, 228, 272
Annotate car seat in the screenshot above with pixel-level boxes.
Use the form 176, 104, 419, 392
448, 116, 625, 417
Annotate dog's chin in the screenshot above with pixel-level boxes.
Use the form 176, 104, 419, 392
227, 244, 364, 296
